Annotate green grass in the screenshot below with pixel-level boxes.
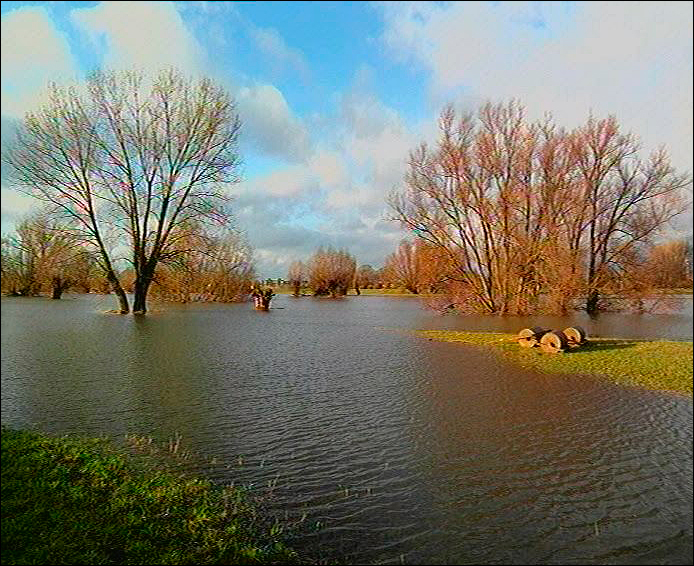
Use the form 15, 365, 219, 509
1, 428, 302, 565
419, 331, 693, 394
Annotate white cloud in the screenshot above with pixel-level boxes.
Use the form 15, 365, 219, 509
249, 26, 310, 79
378, 1, 693, 172
230, 75, 418, 276
328, 87, 416, 213
1, 5, 77, 117
1, 7, 74, 233
236, 83, 312, 162
309, 151, 349, 188
239, 165, 316, 198
71, 1, 204, 73
0, 188, 39, 235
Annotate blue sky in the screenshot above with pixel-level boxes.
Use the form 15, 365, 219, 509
2, 1, 692, 277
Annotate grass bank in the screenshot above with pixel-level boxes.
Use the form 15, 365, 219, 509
1, 428, 302, 565
419, 331, 693, 395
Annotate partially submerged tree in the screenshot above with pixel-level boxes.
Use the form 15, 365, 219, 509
308, 247, 356, 297
1, 235, 36, 296
0, 211, 89, 299
416, 241, 449, 293
390, 101, 691, 314
355, 264, 378, 291
287, 260, 305, 297
4, 69, 242, 314
384, 239, 423, 294
645, 238, 693, 289
150, 223, 255, 303
250, 284, 275, 310
70, 251, 100, 294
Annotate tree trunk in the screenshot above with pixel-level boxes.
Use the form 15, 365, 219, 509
586, 289, 600, 314
51, 280, 63, 299
132, 274, 152, 314
51, 275, 68, 299
106, 271, 129, 313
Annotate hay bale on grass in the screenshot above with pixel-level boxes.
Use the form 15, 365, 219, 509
517, 326, 548, 348
540, 330, 569, 353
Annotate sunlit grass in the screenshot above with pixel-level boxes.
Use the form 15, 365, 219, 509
419, 330, 693, 394
1, 428, 302, 565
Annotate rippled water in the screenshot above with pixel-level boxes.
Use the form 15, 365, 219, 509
2, 294, 692, 564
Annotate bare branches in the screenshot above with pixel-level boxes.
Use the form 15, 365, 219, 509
4, 68, 243, 313
390, 101, 692, 314
308, 247, 356, 297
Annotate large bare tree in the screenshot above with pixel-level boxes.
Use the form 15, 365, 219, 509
4, 69, 242, 314
390, 101, 691, 314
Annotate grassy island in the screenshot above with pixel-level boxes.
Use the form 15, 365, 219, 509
420, 331, 693, 394
1, 429, 301, 565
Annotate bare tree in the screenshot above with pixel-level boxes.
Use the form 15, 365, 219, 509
4, 69, 242, 314
415, 241, 449, 293
390, 101, 691, 314
1, 210, 88, 299
384, 239, 422, 293
69, 251, 101, 293
149, 222, 254, 303
569, 117, 691, 311
308, 247, 356, 297
1, 235, 37, 296
355, 265, 378, 290
645, 238, 693, 289
287, 260, 305, 297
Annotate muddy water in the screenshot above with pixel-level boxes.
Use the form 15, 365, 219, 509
2, 294, 692, 564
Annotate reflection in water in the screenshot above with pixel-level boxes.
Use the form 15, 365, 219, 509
1, 294, 692, 564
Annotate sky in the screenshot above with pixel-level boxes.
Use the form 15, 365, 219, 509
1, 1, 692, 277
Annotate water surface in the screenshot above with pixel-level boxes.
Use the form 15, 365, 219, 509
2, 294, 692, 564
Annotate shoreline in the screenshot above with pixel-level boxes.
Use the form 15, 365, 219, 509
1, 428, 305, 565
419, 330, 693, 395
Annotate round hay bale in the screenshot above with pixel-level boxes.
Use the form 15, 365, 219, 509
562, 326, 586, 346
517, 326, 547, 348
540, 330, 568, 353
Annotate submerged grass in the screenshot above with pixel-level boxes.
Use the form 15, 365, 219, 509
419, 331, 693, 395
1, 428, 302, 565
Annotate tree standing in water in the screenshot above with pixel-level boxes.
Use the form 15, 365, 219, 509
390, 101, 690, 314
250, 284, 275, 310
5, 69, 242, 314
287, 260, 305, 297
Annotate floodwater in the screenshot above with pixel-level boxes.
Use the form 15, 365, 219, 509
2, 293, 692, 564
